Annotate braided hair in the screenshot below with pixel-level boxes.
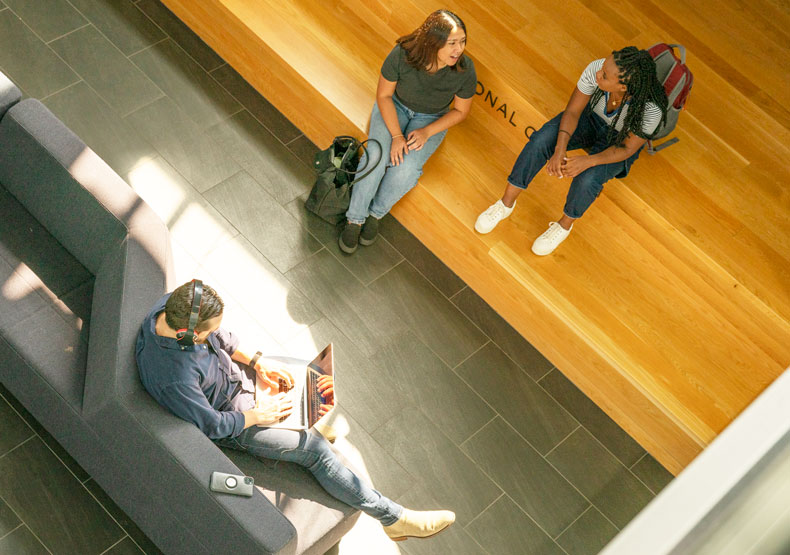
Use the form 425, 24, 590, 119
397, 10, 469, 73
589, 46, 668, 147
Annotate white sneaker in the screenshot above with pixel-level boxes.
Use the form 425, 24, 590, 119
475, 200, 515, 234
531, 222, 572, 255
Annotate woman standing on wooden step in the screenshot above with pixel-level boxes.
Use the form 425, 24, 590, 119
475, 47, 668, 255
339, 9, 477, 254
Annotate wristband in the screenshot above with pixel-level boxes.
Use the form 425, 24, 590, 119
249, 351, 262, 371
558, 130, 571, 138
392, 134, 404, 139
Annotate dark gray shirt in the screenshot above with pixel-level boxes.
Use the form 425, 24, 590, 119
136, 294, 255, 439
381, 45, 477, 114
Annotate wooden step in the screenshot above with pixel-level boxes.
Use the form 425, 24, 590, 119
162, 0, 790, 474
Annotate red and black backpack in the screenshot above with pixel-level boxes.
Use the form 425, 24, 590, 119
647, 43, 694, 153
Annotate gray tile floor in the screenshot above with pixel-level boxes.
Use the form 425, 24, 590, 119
0, 1, 674, 553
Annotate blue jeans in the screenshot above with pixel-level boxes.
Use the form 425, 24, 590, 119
346, 95, 448, 224
214, 427, 403, 525
508, 109, 642, 219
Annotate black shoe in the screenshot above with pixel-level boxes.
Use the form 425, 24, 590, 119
339, 222, 362, 254
359, 216, 379, 246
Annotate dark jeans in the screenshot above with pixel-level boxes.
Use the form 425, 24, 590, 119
507, 109, 642, 219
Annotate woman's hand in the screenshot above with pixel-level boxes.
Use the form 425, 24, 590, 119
390, 135, 409, 166
253, 392, 293, 426
406, 127, 431, 151
561, 155, 593, 178
257, 364, 294, 392
546, 150, 568, 178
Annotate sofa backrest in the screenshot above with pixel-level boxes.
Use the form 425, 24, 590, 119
0, 99, 173, 414
0, 100, 128, 274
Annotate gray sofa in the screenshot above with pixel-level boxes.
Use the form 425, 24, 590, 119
0, 71, 358, 554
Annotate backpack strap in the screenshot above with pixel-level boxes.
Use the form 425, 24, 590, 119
649, 43, 693, 110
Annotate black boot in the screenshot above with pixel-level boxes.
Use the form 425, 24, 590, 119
339, 222, 362, 254
359, 216, 379, 246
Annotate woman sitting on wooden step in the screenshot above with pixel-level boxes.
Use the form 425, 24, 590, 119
475, 47, 668, 255
339, 9, 477, 254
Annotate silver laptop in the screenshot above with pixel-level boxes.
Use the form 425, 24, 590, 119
255, 344, 335, 430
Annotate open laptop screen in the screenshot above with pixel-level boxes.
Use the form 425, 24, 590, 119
255, 344, 335, 430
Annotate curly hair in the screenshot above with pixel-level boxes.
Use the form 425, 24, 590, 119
164, 281, 224, 332
397, 10, 468, 73
590, 46, 668, 146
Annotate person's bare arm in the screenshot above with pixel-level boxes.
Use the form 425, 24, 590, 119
231, 343, 294, 390
547, 87, 592, 178
405, 95, 473, 151
376, 75, 409, 165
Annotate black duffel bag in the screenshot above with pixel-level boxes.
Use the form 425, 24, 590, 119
305, 135, 381, 224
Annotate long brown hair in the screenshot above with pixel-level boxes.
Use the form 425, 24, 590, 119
397, 10, 468, 73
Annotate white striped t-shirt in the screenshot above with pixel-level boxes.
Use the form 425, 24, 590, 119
577, 59, 663, 136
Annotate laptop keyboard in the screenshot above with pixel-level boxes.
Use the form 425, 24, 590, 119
308, 370, 322, 418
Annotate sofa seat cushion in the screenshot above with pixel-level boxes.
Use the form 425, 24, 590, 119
0, 184, 93, 307
0, 182, 94, 409
0, 250, 48, 329
1, 306, 89, 410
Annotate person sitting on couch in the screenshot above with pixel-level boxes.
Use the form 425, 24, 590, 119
135, 280, 455, 542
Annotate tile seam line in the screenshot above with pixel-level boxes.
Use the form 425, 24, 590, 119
134, 1, 225, 73
536, 375, 648, 468
552, 504, 593, 541
0, 434, 35, 460
42, 23, 168, 122
38, 79, 83, 102
97, 535, 129, 555
0, 522, 22, 541
494, 417, 601, 521
45, 21, 92, 45
461, 491, 505, 531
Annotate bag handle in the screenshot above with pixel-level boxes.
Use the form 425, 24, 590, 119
335, 136, 360, 173
328, 136, 382, 183
667, 43, 686, 64
349, 138, 382, 184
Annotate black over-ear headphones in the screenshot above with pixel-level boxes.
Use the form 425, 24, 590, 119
176, 279, 203, 346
